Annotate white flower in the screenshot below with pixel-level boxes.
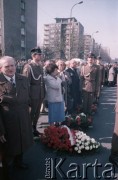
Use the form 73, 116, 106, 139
85, 141, 90, 146
81, 141, 85, 144
75, 132, 80, 136
76, 139, 79, 142
89, 146, 93, 150
93, 145, 95, 148
77, 135, 82, 139
81, 145, 84, 149
95, 145, 99, 148
81, 137, 86, 141
79, 131, 84, 135
74, 147, 78, 151
86, 138, 91, 142
79, 141, 82, 144
77, 150, 81, 153
76, 116, 80, 119
85, 146, 89, 150
91, 138, 96, 143
75, 131, 100, 153
86, 136, 91, 141
80, 113, 86, 117
76, 144, 80, 147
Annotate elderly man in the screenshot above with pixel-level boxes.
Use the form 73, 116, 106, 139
0, 56, 33, 179
23, 47, 45, 137
65, 59, 82, 114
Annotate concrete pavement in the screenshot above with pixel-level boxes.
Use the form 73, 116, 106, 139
2, 86, 118, 180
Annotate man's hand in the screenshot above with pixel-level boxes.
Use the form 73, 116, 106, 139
0, 135, 6, 143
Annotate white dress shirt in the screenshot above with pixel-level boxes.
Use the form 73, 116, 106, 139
4, 74, 16, 85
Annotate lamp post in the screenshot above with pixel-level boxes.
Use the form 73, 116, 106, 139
90, 31, 99, 52
98, 44, 101, 56
68, 1, 83, 60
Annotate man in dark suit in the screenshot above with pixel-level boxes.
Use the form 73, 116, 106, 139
0, 56, 33, 179
65, 59, 82, 114
109, 101, 118, 167
96, 56, 105, 103
23, 47, 45, 137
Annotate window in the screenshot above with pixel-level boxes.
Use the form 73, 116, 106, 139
21, 15, 25, 22
21, 1, 25, 9
21, 28, 25, 35
21, 40, 25, 47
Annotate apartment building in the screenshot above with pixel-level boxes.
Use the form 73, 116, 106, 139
43, 17, 84, 60
84, 35, 91, 60
0, 0, 37, 59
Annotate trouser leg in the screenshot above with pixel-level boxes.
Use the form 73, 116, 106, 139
111, 133, 118, 157
13, 153, 23, 166
111, 111, 118, 157
30, 99, 42, 130
88, 92, 94, 115
1, 147, 12, 180
82, 90, 88, 115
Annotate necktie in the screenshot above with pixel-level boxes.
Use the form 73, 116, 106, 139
10, 78, 15, 87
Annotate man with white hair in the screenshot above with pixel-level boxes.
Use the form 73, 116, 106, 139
0, 56, 33, 179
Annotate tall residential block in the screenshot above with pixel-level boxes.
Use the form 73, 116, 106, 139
84, 35, 91, 60
43, 17, 84, 60
0, 0, 37, 59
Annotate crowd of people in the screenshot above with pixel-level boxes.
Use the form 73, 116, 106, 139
16, 50, 118, 118
0, 47, 118, 179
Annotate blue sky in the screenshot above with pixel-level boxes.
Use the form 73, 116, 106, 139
37, 0, 118, 59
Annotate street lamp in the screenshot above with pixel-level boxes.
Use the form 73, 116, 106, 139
70, 1, 83, 18
90, 31, 99, 52
68, 1, 83, 60
98, 44, 101, 56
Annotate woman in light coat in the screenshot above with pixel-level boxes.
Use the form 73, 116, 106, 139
108, 65, 115, 86
44, 64, 65, 125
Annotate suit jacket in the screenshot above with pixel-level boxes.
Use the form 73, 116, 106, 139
81, 64, 99, 92
23, 62, 45, 100
66, 68, 82, 105
97, 64, 105, 84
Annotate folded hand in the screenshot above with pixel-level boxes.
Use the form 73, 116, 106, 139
0, 135, 6, 143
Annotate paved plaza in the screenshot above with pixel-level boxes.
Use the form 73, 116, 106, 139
1, 86, 118, 180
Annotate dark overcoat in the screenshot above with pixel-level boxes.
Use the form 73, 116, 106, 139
0, 73, 33, 156
66, 68, 82, 107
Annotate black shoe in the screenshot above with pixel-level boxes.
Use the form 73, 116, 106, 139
109, 156, 118, 167
14, 162, 29, 170
1, 167, 11, 180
